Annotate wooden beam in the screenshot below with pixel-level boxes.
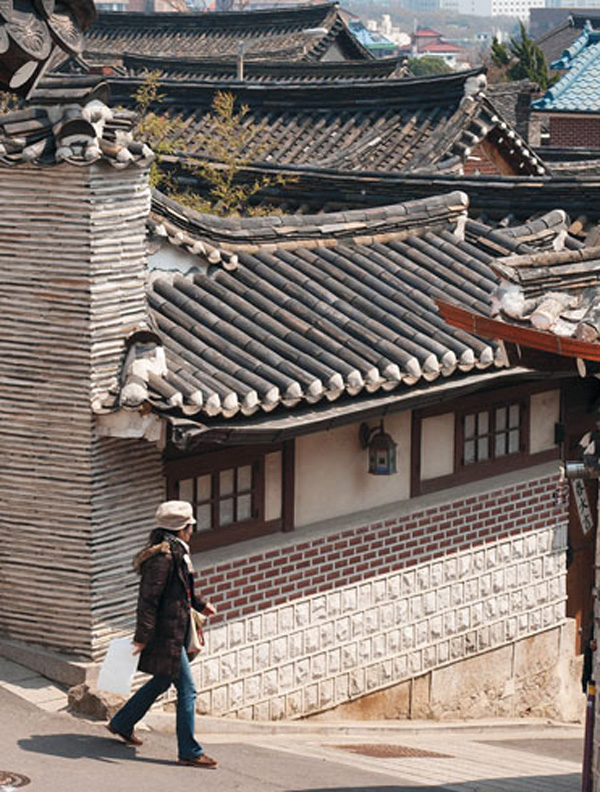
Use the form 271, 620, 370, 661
436, 299, 600, 362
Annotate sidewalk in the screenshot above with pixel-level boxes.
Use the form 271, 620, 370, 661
0, 655, 68, 713
0, 655, 585, 792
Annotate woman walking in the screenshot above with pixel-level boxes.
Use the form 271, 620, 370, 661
107, 500, 218, 769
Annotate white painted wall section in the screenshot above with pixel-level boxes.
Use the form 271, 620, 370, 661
530, 389, 560, 454
421, 412, 454, 480
294, 413, 411, 528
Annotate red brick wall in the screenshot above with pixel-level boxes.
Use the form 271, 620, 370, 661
464, 142, 504, 176
549, 116, 600, 148
198, 473, 564, 624
464, 138, 521, 176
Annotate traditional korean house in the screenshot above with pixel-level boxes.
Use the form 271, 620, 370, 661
105, 67, 547, 178
83, 2, 372, 65
0, 87, 588, 726
175, 159, 600, 220
535, 12, 600, 74
532, 21, 600, 150
96, 188, 592, 722
437, 222, 600, 792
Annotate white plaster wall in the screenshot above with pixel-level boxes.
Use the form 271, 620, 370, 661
190, 521, 567, 720
148, 241, 207, 275
294, 413, 411, 528
265, 451, 282, 522
421, 413, 454, 480
530, 389, 560, 454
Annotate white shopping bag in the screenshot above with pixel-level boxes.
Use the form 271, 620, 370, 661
97, 637, 139, 696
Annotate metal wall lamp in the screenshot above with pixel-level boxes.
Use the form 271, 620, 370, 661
359, 420, 397, 476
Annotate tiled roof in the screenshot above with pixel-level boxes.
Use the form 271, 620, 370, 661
535, 13, 600, 68
415, 28, 441, 38
98, 52, 403, 83
536, 20, 577, 67
84, 3, 371, 63
539, 148, 600, 178
347, 22, 397, 52
110, 189, 580, 423
420, 42, 464, 54
29, 73, 110, 104
0, 101, 153, 168
0, 0, 96, 96
486, 80, 534, 140
106, 70, 546, 176
439, 243, 600, 368
198, 162, 600, 222
533, 22, 600, 112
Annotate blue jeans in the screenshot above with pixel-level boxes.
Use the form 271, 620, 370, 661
109, 647, 203, 761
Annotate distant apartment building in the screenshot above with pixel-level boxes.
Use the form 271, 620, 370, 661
458, 0, 544, 17
545, 0, 600, 6
405, 0, 461, 9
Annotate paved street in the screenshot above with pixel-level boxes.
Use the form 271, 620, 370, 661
0, 677, 584, 792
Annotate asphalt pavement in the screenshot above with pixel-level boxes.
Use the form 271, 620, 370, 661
0, 655, 586, 792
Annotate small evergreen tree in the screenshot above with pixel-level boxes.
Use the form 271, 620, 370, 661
489, 23, 555, 90
179, 91, 287, 217
132, 71, 184, 189
491, 36, 510, 68
133, 75, 286, 216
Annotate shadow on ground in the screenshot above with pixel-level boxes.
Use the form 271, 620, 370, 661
17, 733, 173, 767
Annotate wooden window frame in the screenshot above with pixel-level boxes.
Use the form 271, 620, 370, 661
457, 398, 528, 470
411, 383, 560, 497
165, 441, 295, 552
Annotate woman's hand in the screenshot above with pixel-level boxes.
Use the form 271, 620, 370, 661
203, 602, 217, 617
132, 641, 146, 656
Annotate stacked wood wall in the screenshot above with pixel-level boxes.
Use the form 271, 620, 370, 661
0, 161, 160, 660
90, 436, 164, 660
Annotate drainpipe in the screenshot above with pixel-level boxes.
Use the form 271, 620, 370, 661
582, 682, 595, 792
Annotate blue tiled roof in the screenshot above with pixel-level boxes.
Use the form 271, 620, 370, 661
533, 22, 600, 112
348, 20, 396, 51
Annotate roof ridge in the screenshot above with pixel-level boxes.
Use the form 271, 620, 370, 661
95, 2, 339, 28
149, 190, 470, 251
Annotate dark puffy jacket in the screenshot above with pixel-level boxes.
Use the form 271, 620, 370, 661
133, 537, 205, 679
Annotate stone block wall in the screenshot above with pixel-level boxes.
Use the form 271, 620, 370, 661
186, 472, 568, 719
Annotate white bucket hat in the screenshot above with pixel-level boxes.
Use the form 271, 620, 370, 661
155, 500, 196, 531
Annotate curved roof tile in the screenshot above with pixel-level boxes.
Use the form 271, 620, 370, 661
0, 100, 153, 168
85, 3, 371, 63
115, 191, 546, 420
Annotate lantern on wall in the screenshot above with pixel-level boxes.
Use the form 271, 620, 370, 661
359, 420, 397, 476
